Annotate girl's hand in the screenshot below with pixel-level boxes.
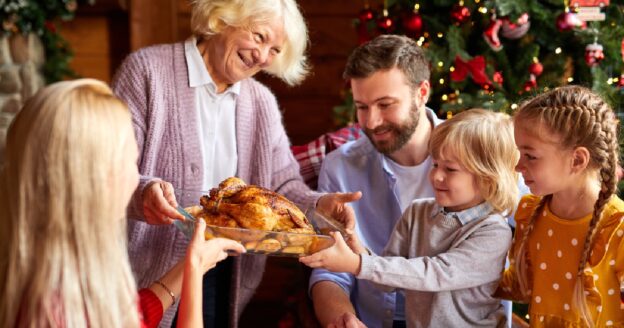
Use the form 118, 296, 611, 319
299, 232, 361, 275
186, 219, 246, 273
316, 192, 362, 232
142, 180, 185, 224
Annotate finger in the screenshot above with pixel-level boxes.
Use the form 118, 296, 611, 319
143, 206, 169, 225
331, 231, 347, 247
161, 182, 181, 209
191, 218, 207, 244
213, 238, 246, 254
343, 315, 362, 328
342, 208, 356, 232
335, 191, 363, 204
299, 254, 321, 266
152, 192, 184, 220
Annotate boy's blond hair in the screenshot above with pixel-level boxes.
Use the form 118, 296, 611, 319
429, 109, 519, 214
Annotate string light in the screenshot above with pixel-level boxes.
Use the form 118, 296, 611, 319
478, 7, 488, 14
437, 61, 444, 67
555, 47, 562, 54
449, 66, 455, 72
511, 104, 518, 110
567, 77, 574, 82
442, 94, 448, 101
437, 32, 444, 38
446, 111, 453, 119
439, 78, 445, 85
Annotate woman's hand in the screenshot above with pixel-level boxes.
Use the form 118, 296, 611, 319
186, 219, 246, 273
142, 180, 184, 224
299, 232, 361, 275
316, 192, 362, 232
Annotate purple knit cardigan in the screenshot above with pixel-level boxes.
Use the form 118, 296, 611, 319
112, 42, 321, 327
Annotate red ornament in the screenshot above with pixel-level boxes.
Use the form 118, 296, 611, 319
500, 13, 530, 39
556, 11, 586, 32
585, 42, 604, 67
618, 74, 624, 88
620, 38, 624, 62
359, 8, 374, 23
523, 79, 537, 92
403, 11, 423, 37
450, 4, 471, 25
377, 14, 395, 33
483, 18, 503, 51
529, 62, 543, 76
493, 71, 504, 85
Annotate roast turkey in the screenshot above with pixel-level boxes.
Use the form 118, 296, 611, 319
196, 177, 315, 234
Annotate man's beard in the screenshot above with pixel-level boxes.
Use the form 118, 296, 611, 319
363, 102, 420, 155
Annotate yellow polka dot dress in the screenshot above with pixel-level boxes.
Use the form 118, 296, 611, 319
497, 195, 624, 327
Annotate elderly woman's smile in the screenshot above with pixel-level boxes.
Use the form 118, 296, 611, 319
200, 19, 286, 92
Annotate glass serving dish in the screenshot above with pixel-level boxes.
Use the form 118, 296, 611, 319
172, 189, 339, 257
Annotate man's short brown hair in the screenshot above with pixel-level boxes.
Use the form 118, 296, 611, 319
343, 34, 430, 87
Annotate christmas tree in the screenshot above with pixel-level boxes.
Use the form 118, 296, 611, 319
334, 0, 624, 125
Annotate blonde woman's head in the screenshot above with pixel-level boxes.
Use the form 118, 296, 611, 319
429, 109, 519, 214
191, 0, 309, 85
0, 79, 139, 327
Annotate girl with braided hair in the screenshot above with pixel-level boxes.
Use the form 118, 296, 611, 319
497, 85, 624, 327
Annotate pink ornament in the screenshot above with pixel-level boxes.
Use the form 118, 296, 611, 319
556, 11, 586, 32
501, 13, 531, 39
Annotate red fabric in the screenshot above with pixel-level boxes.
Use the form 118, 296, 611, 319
291, 124, 362, 189
138, 289, 163, 328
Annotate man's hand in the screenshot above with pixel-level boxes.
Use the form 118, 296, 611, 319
142, 180, 185, 225
300, 232, 361, 275
328, 312, 367, 328
316, 192, 362, 232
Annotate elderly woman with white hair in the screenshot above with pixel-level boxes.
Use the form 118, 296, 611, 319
112, 0, 361, 326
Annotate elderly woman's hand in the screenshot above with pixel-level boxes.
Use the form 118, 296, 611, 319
142, 180, 185, 224
316, 192, 362, 232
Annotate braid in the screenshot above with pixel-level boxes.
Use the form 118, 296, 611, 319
515, 195, 550, 299
515, 85, 620, 326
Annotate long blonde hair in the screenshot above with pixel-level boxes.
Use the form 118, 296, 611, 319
512, 85, 619, 327
0, 79, 140, 327
190, 0, 309, 86
429, 109, 520, 214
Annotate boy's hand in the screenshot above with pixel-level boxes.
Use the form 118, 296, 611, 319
299, 232, 361, 275
345, 232, 367, 255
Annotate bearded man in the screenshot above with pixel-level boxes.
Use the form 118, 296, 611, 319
308, 35, 442, 328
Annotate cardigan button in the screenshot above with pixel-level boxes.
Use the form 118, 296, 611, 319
191, 164, 199, 176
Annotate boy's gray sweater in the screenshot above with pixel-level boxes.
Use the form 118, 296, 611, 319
358, 198, 512, 328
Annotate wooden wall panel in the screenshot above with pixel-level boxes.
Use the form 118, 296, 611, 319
129, 0, 177, 50
60, 17, 111, 82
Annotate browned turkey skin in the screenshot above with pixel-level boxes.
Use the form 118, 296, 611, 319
197, 177, 315, 234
